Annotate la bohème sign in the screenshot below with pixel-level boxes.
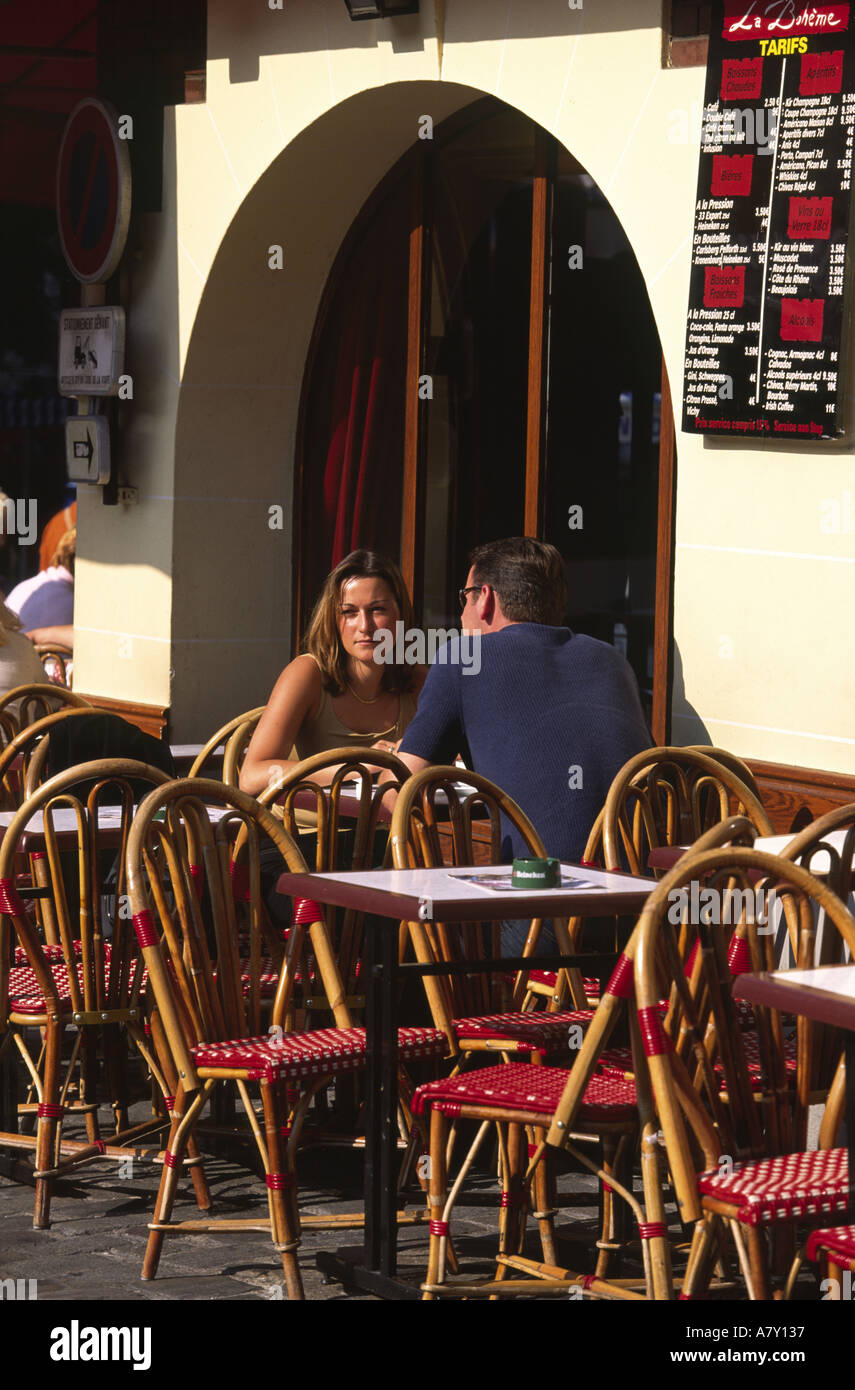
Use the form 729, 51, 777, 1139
683, 0, 855, 441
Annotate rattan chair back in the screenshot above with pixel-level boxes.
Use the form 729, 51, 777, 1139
35, 646, 72, 688
602, 746, 774, 877
187, 708, 266, 779
0, 682, 89, 733
0, 758, 174, 1226
221, 714, 264, 787
125, 778, 350, 1089
0, 706, 104, 810
254, 748, 410, 1002
634, 846, 855, 1230
389, 765, 558, 1039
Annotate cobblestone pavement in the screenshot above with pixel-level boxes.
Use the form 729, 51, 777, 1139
0, 1121, 608, 1303
0, 1101, 829, 1306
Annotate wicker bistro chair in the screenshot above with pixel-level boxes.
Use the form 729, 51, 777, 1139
806, 1226, 855, 1297
685, 745, 763, 802
390, 766, 639, 1277
255, 747, 411, 1018
222, 714, 264, 788
780, 803, 855, 928
0, 706, 105, 811
0, 759, 182, 1228
523, 748, 769, 1016
124, 779, 446, 1300
635, 846, 855, 1301
389, 766, 600, 1064
187, 708, 266, 780
602, 746, 774, 878
406, 816, 763, 1300
0, 682, 90, 734
35, 645, 73, 689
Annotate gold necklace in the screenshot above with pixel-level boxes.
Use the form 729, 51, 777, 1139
346, 681, 382, 705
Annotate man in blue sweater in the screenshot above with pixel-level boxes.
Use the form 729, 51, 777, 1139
394, 538, 652, 950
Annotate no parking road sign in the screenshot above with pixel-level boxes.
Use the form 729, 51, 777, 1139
57, 98, 131, 284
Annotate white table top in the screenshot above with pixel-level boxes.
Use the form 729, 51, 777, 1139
772, 964, 855, 1000
754, 827, 852, 874
170, 743, 223, 761
278, 861, 655, 922
0, 804, 234, 834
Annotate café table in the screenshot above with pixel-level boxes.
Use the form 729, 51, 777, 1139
274, 860, 656, 1299
648, 827, 853, 874
733, 964, 855, 1218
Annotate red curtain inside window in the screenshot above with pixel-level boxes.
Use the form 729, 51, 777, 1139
300, 178, 409, 622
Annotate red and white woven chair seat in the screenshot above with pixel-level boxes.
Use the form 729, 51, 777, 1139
234, 957, 280, 995
8, 949, 141, 1016
697, 1147, 849, 1226
193, 1024, 447, 1083
411, 1060, 638, 1125
453, 1008, 595, 1053
14, 939, 96, 965
714, 1030, 797, 1081
806, 1224, 855, 1268
597, 1031, 797, 1088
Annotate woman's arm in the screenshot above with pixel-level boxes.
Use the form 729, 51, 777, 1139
26, 625, 73, 650
239, 655, 323, 796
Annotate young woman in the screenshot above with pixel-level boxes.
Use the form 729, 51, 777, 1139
240, 550, 427, 796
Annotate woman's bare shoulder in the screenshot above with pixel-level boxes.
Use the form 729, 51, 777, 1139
265, 653, 323, 714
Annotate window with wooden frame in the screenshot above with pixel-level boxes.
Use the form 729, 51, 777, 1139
294, 98, 677, 741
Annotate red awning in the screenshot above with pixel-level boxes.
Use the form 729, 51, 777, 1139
0, 1, 98, 208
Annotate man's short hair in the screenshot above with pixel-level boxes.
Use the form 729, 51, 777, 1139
468, 537, 567, 626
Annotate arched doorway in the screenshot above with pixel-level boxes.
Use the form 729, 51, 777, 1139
295, 96, 673, 729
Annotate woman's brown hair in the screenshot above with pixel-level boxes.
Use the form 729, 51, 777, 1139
304, 550, 417, 695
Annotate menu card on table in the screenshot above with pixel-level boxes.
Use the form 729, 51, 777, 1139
683, 0, 855, 440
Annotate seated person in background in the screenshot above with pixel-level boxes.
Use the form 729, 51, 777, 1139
240, 548, 427, 798
7, 527, 75, 651
38, 498, 76, 573
392, 537, 653, 953
0, 600, 53, 701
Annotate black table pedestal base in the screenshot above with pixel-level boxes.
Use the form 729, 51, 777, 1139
315, 1247, 422, 1300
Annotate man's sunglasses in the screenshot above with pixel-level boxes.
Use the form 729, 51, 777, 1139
458, 585, 483, 610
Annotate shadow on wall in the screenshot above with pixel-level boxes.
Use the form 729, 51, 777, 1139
206, 0, 663, 85
669, 641, 713, 747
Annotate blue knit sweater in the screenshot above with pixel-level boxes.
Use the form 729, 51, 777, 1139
399, 624, 652, 862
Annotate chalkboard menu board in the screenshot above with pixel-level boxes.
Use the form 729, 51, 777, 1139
683, 0, 855, 439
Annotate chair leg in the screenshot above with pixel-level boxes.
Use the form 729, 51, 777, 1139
595, 1133, 631, 1279
100, 1023, 129, 1135
496, 1123, 527, 1274
745, 1224, 771, 1300
423, 1108, 448, 1300
530, 1126, 558, 1267
33, 1018, 63, 1229
141, 1083, 210, 1281
261, 1082, 304, 1301
80, 1030, 101, 1142
681, 1216, 718, 1299
146, 1010, 211, 1213
827, 1259, 842, 1299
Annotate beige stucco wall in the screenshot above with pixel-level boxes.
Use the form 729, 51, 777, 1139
74, 0, 855, 768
